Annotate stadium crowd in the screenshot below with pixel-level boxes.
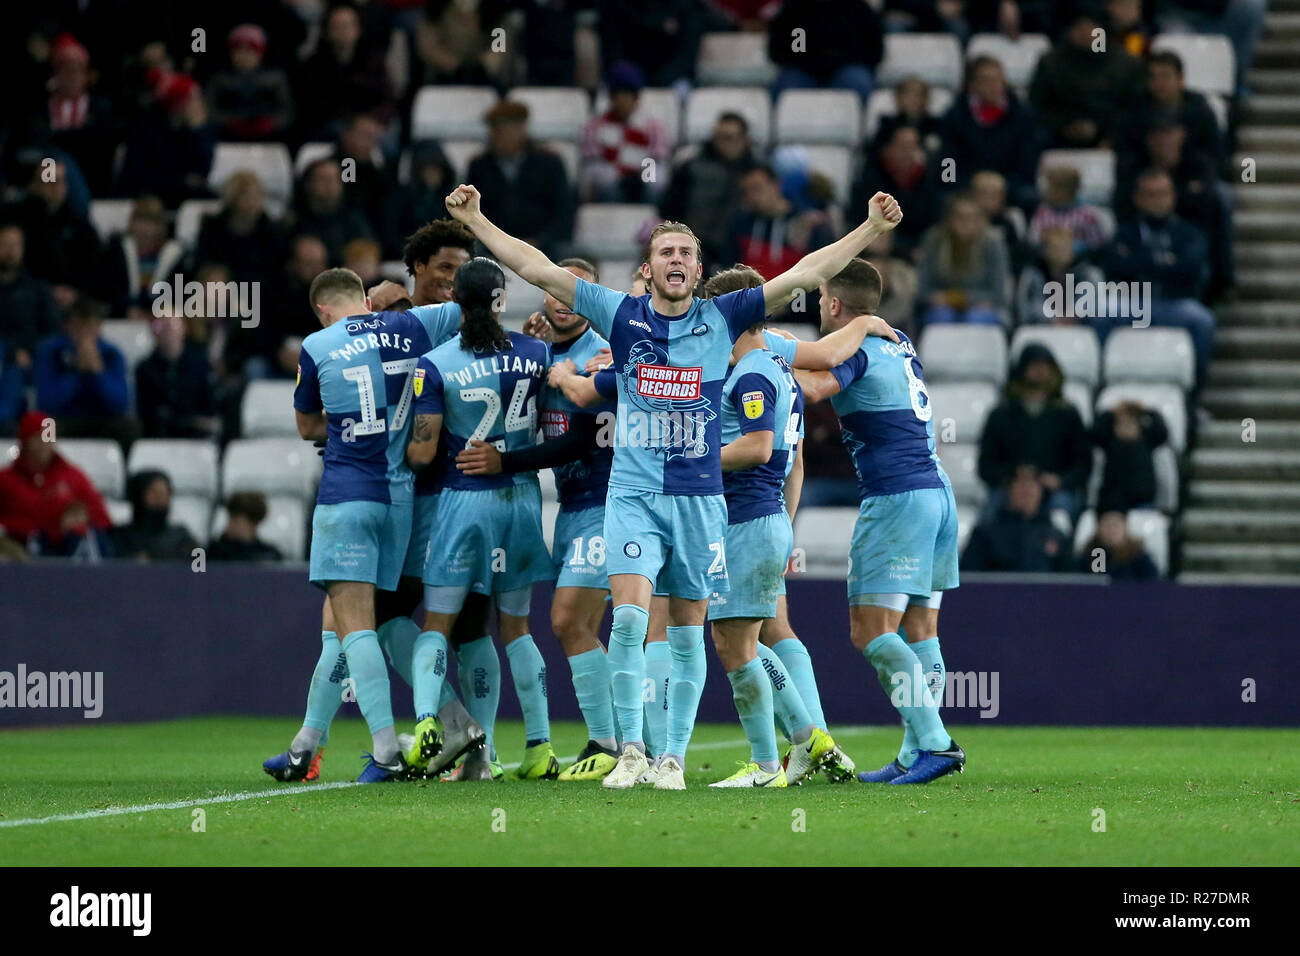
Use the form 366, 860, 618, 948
0, 0, 1258, 578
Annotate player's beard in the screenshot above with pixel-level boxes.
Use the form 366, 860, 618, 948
546, 307, 586, 339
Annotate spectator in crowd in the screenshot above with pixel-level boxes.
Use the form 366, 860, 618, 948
34, 296, 135, 444
42, 34, 117, 197
1092, 400, 1169, 514
242, 233, 330, 380
206, 24, 295, 142
342, 237, 383, 285
0, 409, 112, 554
415, 0, 508, 87
116, 68, 216, 208
660, 112, 756, 271
1027, 165, 1108, 256
0, 221, 60, 373
208, 491, 284, 562
519, 0, 586, 86
4, 160, 102, 307
767, 0, 884, 104
1102, 167, 1215, 386
864, 232, 918, 338
97, 196, 185, 318
1106, 0, 1153, 58
882, 0, 986, 38
580, 63, 670, 204
1029, 8, 1144, 148
135, 312, 219, 439
1016, 225, 1106, 325
1079, 509, 1159, 580
978, 343, 1091, 521
336, 113, 396, 229
1127, 50, 1223, 167
872, 76, 943, 155
724, 164, 833, 281
195, 171, 287, 286
296, 1, 394, 141
851, 124, 940, 260
940, 55, 1042, 208
971, 170, 1027, 271
600, 3, 704, 88
916, 193, 1011, 326
109, 470, 200, 562
288, 158, 375, 262
381, 142, 457, 259
961, 465, 1075, 573
466, 100, 573, 258
708, 0, 783, 30
1156, 0, 1266, 95
0, 342, 25, 429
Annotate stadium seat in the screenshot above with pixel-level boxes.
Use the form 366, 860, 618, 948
508, 87, 590, 141
211, 495, 308, 561
1010, 325, 1101, 388
596, 259, 640, 291
1073, 508, 1169, 577
685, 87, 772, 147
1037, 149, 1116, 206
956, 504, 977, 555
127, 439, 220, 499
241, 381, 300, 438
175, 200, 222, 249
58, 439, 126, 500
1095, 383, 1187, 453
927, 381, 999, 445
936, 442, 985, 509
572, 203, 658, 260
221, 438, 322, 500
1153, 444, 1180, 514
1151, 33, 1235, 96
501, 267, 547, 324
105, 497, 132, 526
89, 199, 133, 241
795, 145, 854, 206
294, 141, 335, 177
793, 506, 856, 574
98, 320, 155, 373
593, 87, 681, 149
774, 90, 861, 146
1063, 380, 1094, 428
542, 139, 580, 185
919, 325, 1008, 386
862, 86, 954, 141
438, 140, 484, 180
208, 143, 294, 208
965, 33, 1051, 89
697, 32, 777, 86
1102, 327, 1196, 391
877, 34, 964, 89
1205, 92, 1228, 134
170, 494, 213, 546
411, 85, 499, 142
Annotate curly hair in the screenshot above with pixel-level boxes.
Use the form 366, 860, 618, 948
402, 219, 476, 276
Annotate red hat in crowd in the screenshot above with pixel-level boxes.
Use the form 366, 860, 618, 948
152, 70, 199, 114
228, 23, 268, 53
18, 410, 50, 442
50, 34, 90, 69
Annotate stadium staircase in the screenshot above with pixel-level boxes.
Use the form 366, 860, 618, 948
1182, 0, 1300, 583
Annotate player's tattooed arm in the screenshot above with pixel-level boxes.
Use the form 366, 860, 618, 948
721, 430, 775, 471
445, 184, 579, 307
407, 413, 443, 468
547, 359, 604, 408
793, 369, 842, 404
791, 314, 897, 370
295, 410, 327, 442
784, 440, 805, 521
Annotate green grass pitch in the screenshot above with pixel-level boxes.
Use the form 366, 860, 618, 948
1, 718, 1296, 866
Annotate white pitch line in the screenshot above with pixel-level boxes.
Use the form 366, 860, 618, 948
0, 730, 885, 831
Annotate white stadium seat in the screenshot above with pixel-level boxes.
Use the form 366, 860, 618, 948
774, 90, 861, 146
501, 268, 547, 324
98, 320, 155, 372
697, 32, 777, 87
57, 439, 126, 500
877, 34, 964, 89
222, 438, 322, 500
294, 141, 335, 177
175, 200, 222, 249
1102, 327, 1196, 391
1151, 33, 1235, 96
411, 85, 499, 141
919, 325, 1008, 386
594, 87, 681, 149
1153, 444, 1180, 513
596, 259, 640, 292
208, 143, 294, 208
936, 442, 985, 509
796, 145, 854, 206
965, 33, 1051, 89
793, 506, 857, 574
927, 381, 999, 445
1037, 149, 1116, 206
241, 381, 300, 438
1011, 325, 1101, 388
508, 87, 591, 141
862, 86, 953, 141
542, 139, 580, 185
105, 497, 132, 526
211, 495, 308, 561
1073, 508, 1170, 577
572, 203, 658, 260
1063, 380, 1094, 428
439, 140, 483, 180
89, 199, 134, 241
1205, 92, 1228, 133
1095, 384, 1188, 453
128, 439, 220, 498
685, 87, 772, 147
170, 494, 213, 545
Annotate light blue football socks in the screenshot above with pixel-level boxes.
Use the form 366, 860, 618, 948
291, 630, 346, 753
642, 639, 671, 759
504, 634, 550, 745
340, 629, 398, 763
664, 625, 706, 766
377, 616, 419, 686
899, 636, 947, 766
568, 646, 617, 750
756, 642, 813, 743
771, 637, 827, 732
457, 636, 500, 760
412, 629, 449, 721
864, 632, 949, 754
728, 657, 779, 770
608, 604, 649, 750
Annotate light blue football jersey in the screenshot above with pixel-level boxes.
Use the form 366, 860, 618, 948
827, 330, 947, 499
413, 330, 551, 491
572, 279, 766, 495
762, 330, 798, 366
544, 324, 615, 512
721, 348, 803, 523
294, 304, 459, 505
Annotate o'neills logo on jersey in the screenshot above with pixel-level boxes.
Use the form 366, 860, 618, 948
541, 409, 569, 439
637, 364, 701, 400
